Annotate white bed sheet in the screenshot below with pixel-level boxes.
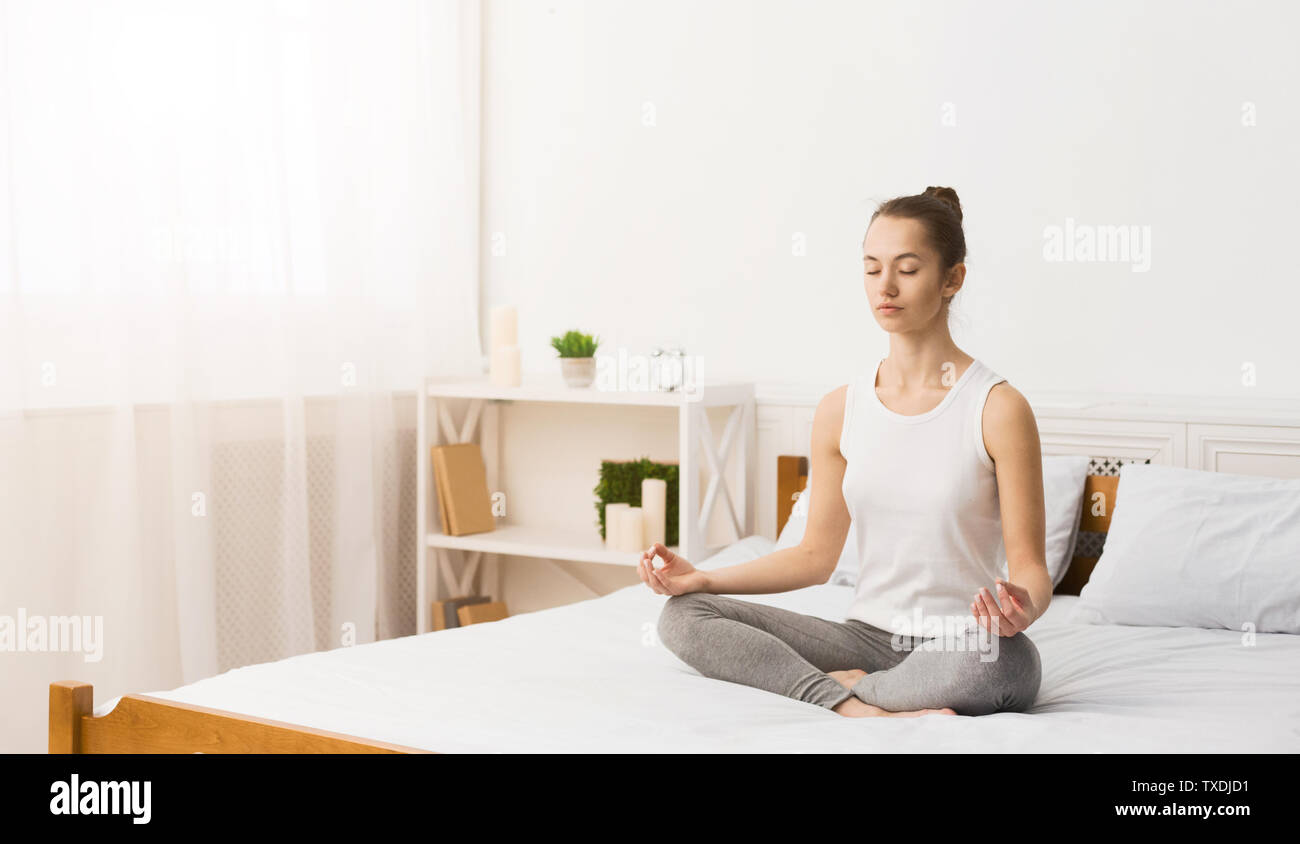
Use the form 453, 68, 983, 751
99, 537, 1300, 752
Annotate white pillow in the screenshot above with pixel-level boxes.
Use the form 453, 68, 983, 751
779, 456, 1089, 588
1042, 455, 1090, 586
1068, 463, 1300, 633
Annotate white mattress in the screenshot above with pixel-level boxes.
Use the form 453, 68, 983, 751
99, 537, 1300, 752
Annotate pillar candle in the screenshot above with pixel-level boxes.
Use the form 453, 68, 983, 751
615, 508, 630, 552
604, 503, 629, 549
613, 508, 627, 552
490, 305, 517, 352
640, 478, 666, 547
623, 507, 644, 552
490, 344, 520, 387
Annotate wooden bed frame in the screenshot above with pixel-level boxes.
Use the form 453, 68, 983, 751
48, 681, 428, 754
50, 453, 1118, 754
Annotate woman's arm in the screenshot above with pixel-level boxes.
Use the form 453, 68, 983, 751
700, 543, 828, 594
702, 387, 853, 594
643, 387, 852, 596
971, 383, 1053, 634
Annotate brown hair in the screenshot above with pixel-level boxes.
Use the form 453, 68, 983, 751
866, 186, 966, 269
865, 186, 966, 315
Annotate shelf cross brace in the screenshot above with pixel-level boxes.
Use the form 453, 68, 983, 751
694, 402, 746, 543
437, 399, 484, 446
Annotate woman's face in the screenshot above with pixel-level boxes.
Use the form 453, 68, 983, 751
862, 215, 962, 331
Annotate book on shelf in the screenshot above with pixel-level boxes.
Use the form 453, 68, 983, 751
457, 600, 509, 627
432, 595, 493, 631
430, 442, 496, 536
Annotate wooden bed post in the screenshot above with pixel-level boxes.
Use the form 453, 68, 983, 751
49, 680, 92, 754
48, 680, 428, 753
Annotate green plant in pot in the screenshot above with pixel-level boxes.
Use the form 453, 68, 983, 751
550, 329, 600, 388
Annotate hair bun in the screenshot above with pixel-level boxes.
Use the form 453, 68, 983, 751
923, 186, 962, 222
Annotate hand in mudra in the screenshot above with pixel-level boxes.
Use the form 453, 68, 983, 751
637, 542, 708, 596
970, 578, 1037, 637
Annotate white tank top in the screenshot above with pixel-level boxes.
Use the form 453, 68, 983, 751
839, 356, 1008, 637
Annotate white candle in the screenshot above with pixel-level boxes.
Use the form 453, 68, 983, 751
490, 344, 520, 387
641, 478, 666, 547
604, 503, 629, 549
623, 507, 644, 552
615, 509, 630, 552
491, 305, 517, 352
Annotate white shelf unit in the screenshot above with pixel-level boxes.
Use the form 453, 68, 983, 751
417, 373, 756, 634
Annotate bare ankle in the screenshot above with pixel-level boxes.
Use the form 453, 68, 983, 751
833, 696, 875, 717
833, 696, 957, 718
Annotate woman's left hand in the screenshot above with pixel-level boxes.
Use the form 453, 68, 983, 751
970, 578, 1036, 637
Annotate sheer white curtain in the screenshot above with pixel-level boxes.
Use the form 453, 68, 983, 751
0, 0, 481, 751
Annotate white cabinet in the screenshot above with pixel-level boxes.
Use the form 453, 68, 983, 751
417, 374, 756, 634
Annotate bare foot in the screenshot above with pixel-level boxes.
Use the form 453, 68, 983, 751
832, 696, 957, 718
828, 669, 868, 690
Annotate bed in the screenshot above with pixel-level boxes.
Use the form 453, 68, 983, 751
50, 456, 1300, 753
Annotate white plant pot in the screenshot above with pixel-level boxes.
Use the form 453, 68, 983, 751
560, 357, 596, 388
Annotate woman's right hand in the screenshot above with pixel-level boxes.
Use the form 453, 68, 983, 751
638, 541, 708, 596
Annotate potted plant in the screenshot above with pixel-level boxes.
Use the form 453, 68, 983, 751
550, 329, 599, 388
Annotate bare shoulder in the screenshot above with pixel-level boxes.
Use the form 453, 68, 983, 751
982, 381, 1040, 463
819, 382, 850, 413
812, 384, 850, 454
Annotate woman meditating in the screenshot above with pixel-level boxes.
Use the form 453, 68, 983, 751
642, 186, 1046, 717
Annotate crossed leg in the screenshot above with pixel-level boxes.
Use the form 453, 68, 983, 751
656, 592, 956, 717
846, 625, 1042, 716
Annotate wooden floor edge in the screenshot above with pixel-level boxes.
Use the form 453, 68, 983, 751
50, 681, 433, 754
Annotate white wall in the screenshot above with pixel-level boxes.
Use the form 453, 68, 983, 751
474, 0, 1300, 633
481, 0, 1300, 398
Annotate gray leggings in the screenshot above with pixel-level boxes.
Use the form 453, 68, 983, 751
657, 592, 1042, 715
